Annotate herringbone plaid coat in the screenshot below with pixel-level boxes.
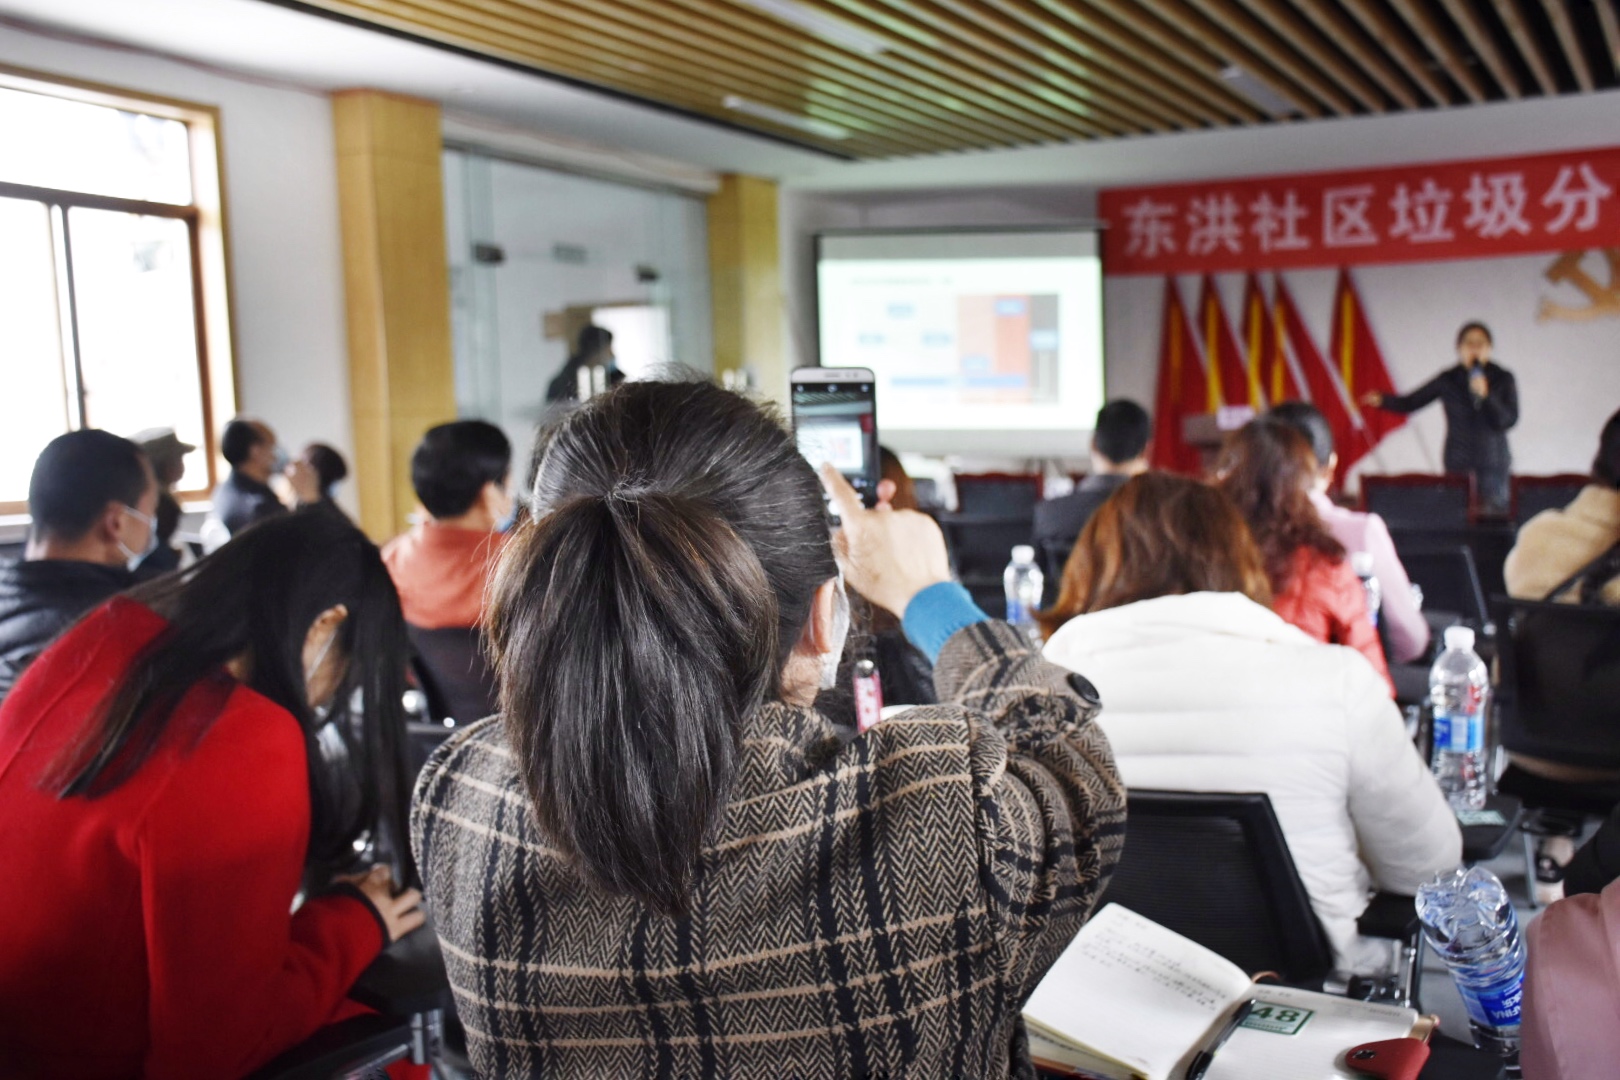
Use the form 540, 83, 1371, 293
411, 620, 1124, 1078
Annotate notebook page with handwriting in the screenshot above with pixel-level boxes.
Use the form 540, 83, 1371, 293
1023, 904, 1254, 1080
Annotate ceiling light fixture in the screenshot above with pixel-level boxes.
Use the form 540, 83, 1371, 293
732, 0, 890, 56
722, 95, 851, 140
1218, 64, 1299, 118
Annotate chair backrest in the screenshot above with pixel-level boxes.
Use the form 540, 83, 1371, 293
1098, 790, 1335, 988
1493, 596, 1620, 769
1511, 474, 1590, 528
953, 472, 1043, 516
939, 514, 1034, 616
407, 624, 499, 727
910, 477, 944, 514
1363, 473, 1473, 530
1399, 545, 1489, 626
1039, 539, 1073, 590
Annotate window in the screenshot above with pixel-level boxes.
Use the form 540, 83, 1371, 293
0, 69, 235, 511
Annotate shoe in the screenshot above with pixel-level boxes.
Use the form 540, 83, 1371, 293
1535, 836, 1575, 907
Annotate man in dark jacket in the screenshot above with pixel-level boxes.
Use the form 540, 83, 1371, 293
1033, 399, 1152, 552
1363, 321, 1519, 515
0, 430, 156, 702
211, 417, 318, 536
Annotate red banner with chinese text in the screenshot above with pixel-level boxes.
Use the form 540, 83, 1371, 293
1099, 146, 1620, 275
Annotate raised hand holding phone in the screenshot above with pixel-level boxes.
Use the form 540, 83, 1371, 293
791, 366, 880, 508
821, 465, 951, 617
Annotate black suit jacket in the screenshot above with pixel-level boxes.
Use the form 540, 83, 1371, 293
1380, 362, 1518, 474
0, 559, 132, 701
1032, 473, 1130, 549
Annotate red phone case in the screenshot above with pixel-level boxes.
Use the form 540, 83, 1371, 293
1343, 1037, 1431, 1080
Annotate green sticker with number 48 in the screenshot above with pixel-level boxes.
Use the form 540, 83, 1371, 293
1240, 1004, 1315, 1035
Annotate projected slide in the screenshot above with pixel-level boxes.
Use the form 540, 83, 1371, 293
854, 292, 1059, 406
818, 231, 1103, 456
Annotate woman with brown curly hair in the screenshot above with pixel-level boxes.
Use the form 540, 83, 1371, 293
1041, 472, 1458, 974
1217, 419, 1393, 695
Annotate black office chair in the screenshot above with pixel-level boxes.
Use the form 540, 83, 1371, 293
406, 624, 498, 777
408, 624, 498, 726
939, 514, 1033, 615
1511, 473, 1590, 528
953, 472, 1043, 516
1039, 540, 1072, 604
247, 928, 451, 1080
1099, 790, 1335, 989
1363, 473, 1474, 530
1493, 596, 1620, 902
245, 1014, 415, 1080
1098, 790, 1421, 1005
1398, 545, 1490, 630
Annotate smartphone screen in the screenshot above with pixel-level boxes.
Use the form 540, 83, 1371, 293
791, 367, 879, 509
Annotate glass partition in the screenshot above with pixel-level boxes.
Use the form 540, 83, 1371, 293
444, 149, 713, 470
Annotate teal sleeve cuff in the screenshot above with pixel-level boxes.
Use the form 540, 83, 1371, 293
902, 581, 990, 663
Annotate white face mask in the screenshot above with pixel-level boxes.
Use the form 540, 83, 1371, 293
818, 573, 851, 691
116, 504, 160, 571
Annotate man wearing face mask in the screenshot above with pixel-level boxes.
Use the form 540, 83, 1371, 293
0, 430, 158, 703
211, 417, 321, 536
382, 420, 514, 632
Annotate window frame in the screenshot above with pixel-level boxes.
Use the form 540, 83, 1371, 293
0, 64, 236, 516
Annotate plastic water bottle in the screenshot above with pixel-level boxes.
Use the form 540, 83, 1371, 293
1351, 551, 1381, 627
1004, 545, 1044, 644
1430, 625, 1490, 811
1415, 866, 1524, 1075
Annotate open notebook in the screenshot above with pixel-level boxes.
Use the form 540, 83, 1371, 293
1024, 905, 1433, 1080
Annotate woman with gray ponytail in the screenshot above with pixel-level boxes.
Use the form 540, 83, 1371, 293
411, 379, 1124, 1078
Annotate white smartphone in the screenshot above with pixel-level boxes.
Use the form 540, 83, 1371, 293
790, 366, 880, 509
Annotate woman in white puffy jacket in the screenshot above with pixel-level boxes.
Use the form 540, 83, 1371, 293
1038, 473, 1461, 973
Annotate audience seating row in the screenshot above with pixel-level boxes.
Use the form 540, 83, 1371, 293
1361, 472, 1589, 530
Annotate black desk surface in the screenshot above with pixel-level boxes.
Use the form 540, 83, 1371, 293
1460, 794, 1525, 864
1423, 1033, 1507, 1079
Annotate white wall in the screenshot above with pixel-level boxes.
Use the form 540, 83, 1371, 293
0, 23, 354, 508
783, 91, 1620, 475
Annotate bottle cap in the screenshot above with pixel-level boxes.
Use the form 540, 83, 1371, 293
1012, 544, 1035, 563
1443, 625, 1475, 652
1350, 551, 1375, 577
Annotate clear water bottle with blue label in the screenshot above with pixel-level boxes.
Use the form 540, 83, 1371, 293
1430, 625, 1489, 811
1416, 866, 1524, 1075
1004, 545, 1044, 644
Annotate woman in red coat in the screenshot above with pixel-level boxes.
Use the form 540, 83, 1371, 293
1218, 419, 1395, 696
0, 510, 423, 1079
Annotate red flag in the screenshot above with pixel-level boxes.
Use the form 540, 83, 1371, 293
1242, 274, 1303, 404
1274, 276, 1374, 486
1197, 275, 1262, 411
1329, 269, 1406, 447
1148, 277, 1206, 475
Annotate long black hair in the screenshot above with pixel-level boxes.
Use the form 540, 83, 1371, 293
486, 379, 838, 916
47, 509, 412, 877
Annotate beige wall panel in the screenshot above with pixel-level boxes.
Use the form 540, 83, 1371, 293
334, 89, 456, 539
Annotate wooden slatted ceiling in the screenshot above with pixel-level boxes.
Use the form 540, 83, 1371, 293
283, 0, 1620, 159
